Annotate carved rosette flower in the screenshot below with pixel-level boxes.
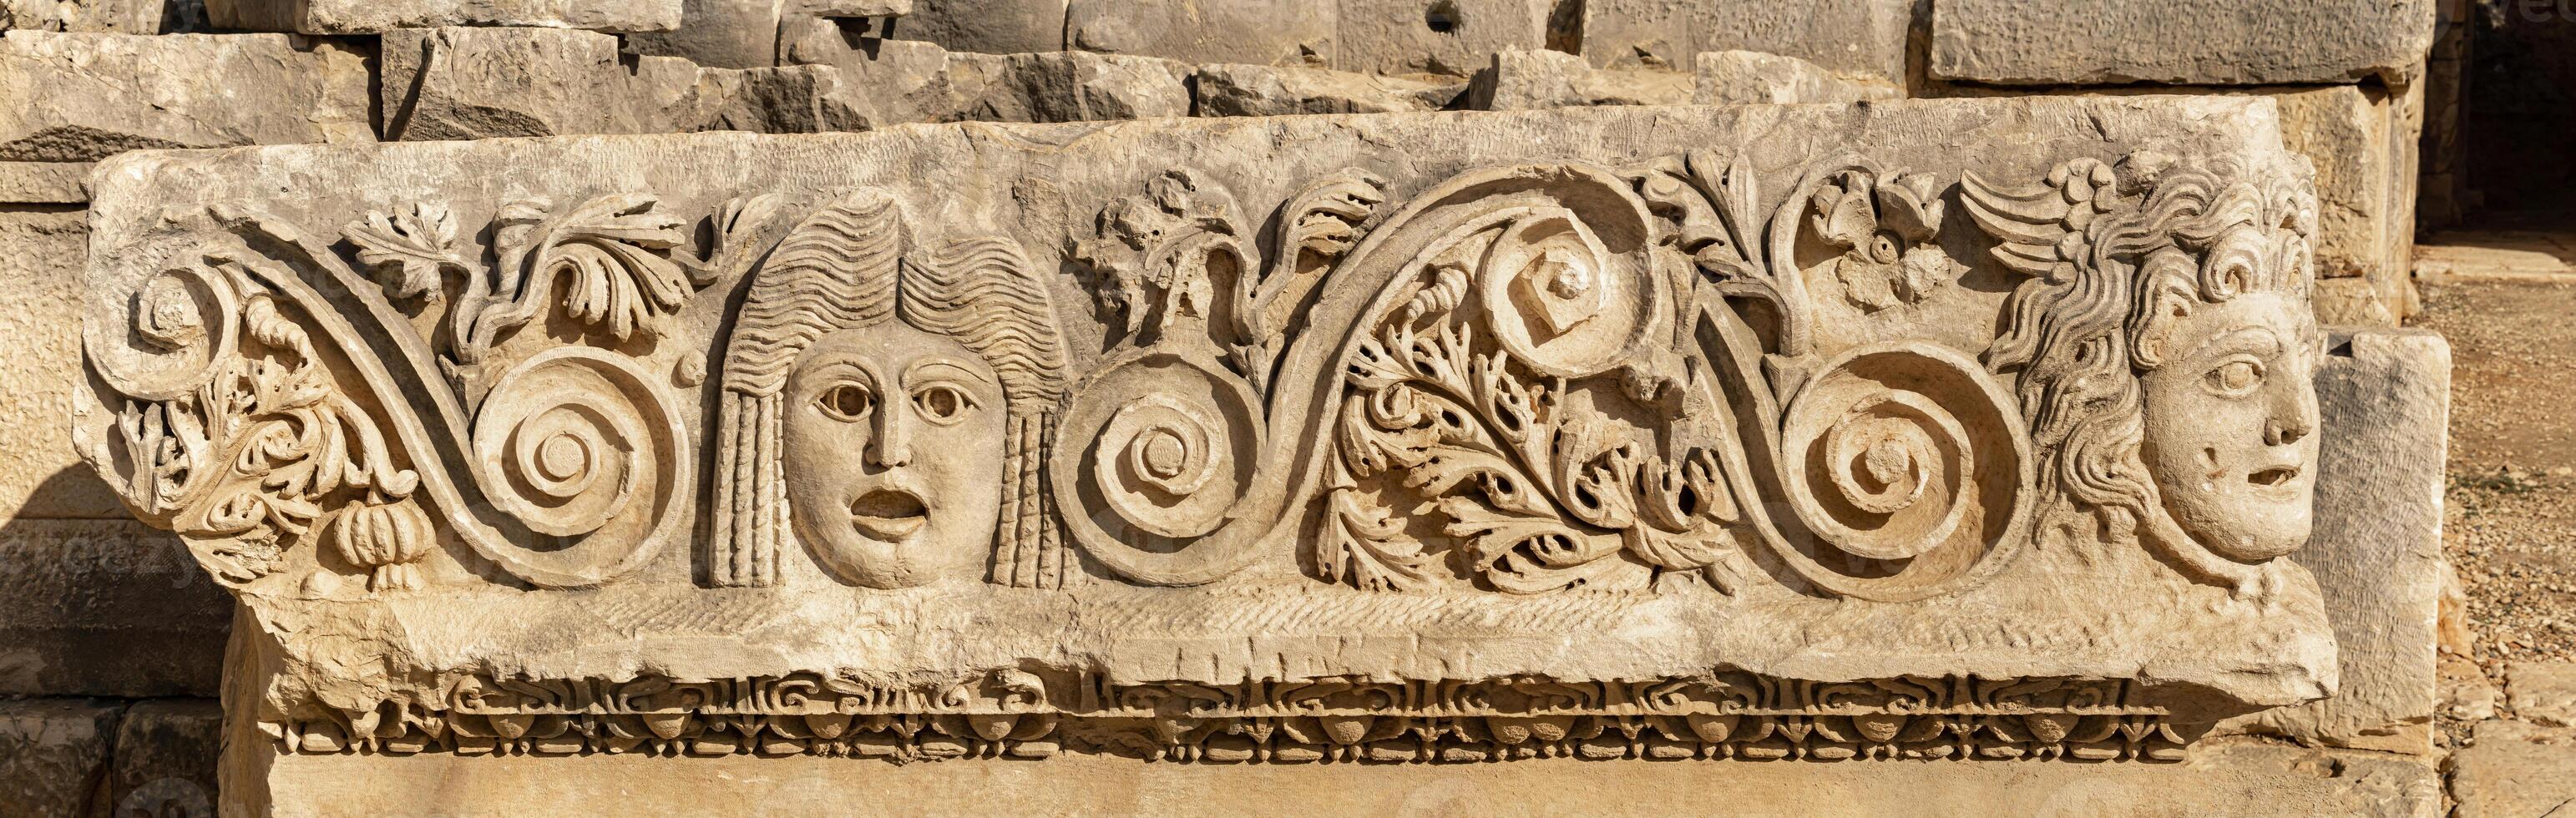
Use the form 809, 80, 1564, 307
1810, 169, 1964, 312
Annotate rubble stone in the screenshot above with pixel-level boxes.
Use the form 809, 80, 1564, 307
1931, 0, 2439, 87
205, 0, 681, 33
0, 31, 371, 161
1192, 63, 1462, 117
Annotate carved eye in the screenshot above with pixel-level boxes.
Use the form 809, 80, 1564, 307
816, 383, 874, 422
2204, 359, 2263, 396
912, 383, 979, 425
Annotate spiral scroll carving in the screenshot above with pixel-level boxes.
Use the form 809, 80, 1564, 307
1773, 342, 2034, 600
470, 348, 686, 582
1051, 350, 1267, 582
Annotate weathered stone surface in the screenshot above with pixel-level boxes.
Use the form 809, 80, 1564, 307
2440, 654, 2498, 722
1192, 63, 1460, 117
2272, 87, 2415, 298
105, 698, 220, 818
948, 50, 1189, 122
0, 698, 119, 816
623, 0, 787, 70
1581, 0, 1913, 88
2450, 720, 2576, 818
2507, 662, 2576, 727
1693, 49, 1898, 106
2233, 329, 2447, 754
1338, 0, 1541, 76
1467, 48, 1690, 110
1930, 0, 2438, 87
0, 520, 230, 697
2313, 277, 2401, 327
884, 0, 1063, 55
206, 0, 681, 33
0, 0, 163, 32
694, 64, 868, 133
0, 160, 84, 203
1067, 0, 1330, 67
240, 739, 2439, 816
0, 206, 121, 521
0, 32, 371, 162
384, 27, 712, 140
783, 23, 1188, 126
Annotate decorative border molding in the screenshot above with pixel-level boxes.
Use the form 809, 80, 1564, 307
269, 674, 2206, 762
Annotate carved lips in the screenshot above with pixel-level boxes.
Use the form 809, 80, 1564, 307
848, 488, 931, 542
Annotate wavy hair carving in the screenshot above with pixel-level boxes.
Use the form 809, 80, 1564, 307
710, 193, 1071, 588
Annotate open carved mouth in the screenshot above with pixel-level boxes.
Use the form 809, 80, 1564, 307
848, 490, 929, 541
2247, 465, 2301, 488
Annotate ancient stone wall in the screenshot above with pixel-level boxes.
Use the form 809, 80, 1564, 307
0, 2, 2448, 815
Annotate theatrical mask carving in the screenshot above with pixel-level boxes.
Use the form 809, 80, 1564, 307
711, 192, 1070, 589
1968, 154, 2324, 588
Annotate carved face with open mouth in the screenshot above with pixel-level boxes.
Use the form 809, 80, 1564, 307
782, 324, 1007, 588
2138, 290, 2321, 563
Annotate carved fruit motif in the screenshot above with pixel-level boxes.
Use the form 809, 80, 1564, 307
331, 495, 432, 592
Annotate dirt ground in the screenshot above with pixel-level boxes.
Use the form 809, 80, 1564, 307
2413, 229, 2576, 671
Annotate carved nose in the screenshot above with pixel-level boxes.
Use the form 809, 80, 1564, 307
870, 406, 913, 468
2264, 387, 2316, 447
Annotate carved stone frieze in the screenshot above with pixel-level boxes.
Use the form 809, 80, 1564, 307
263, 672, 2204, 764
69, 98, 2339, 780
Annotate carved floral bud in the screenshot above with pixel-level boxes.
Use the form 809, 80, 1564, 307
331, 495, 432, 592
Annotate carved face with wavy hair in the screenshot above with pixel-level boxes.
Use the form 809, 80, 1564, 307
710, 192, 1068, 589
1969, 154, 2320, 584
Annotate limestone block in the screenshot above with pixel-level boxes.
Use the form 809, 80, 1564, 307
2313, 278, 2399, 327
1582, 0, 1913, 87
0, 206, 120, 520
1930, 0, 2439, 87
1338, 0, 1542, 77
693, 64, 868, 133
780, 20, 959, 127
884, 0, 1064, 55
0, 698, 120, 817
1466, 48, 1690, 110
2507, 662, 2576, 727
104, 699, 220, 818
0, 160, 84, 203
2451, 720, 2576, 818
65, 104, 2358, 803
0, 0, 164, 32
1192, 63, 1462, 117
1066, 0, 1330, 67
0, 32, 371, 162
205, 0, 680, 33
0, 520, 230, 696
383, 27, 716, 140
2231, 329, 2447, 754
1693, 50, 1899, 106
623, 0, 787, 70
949, 50, 1190, 122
